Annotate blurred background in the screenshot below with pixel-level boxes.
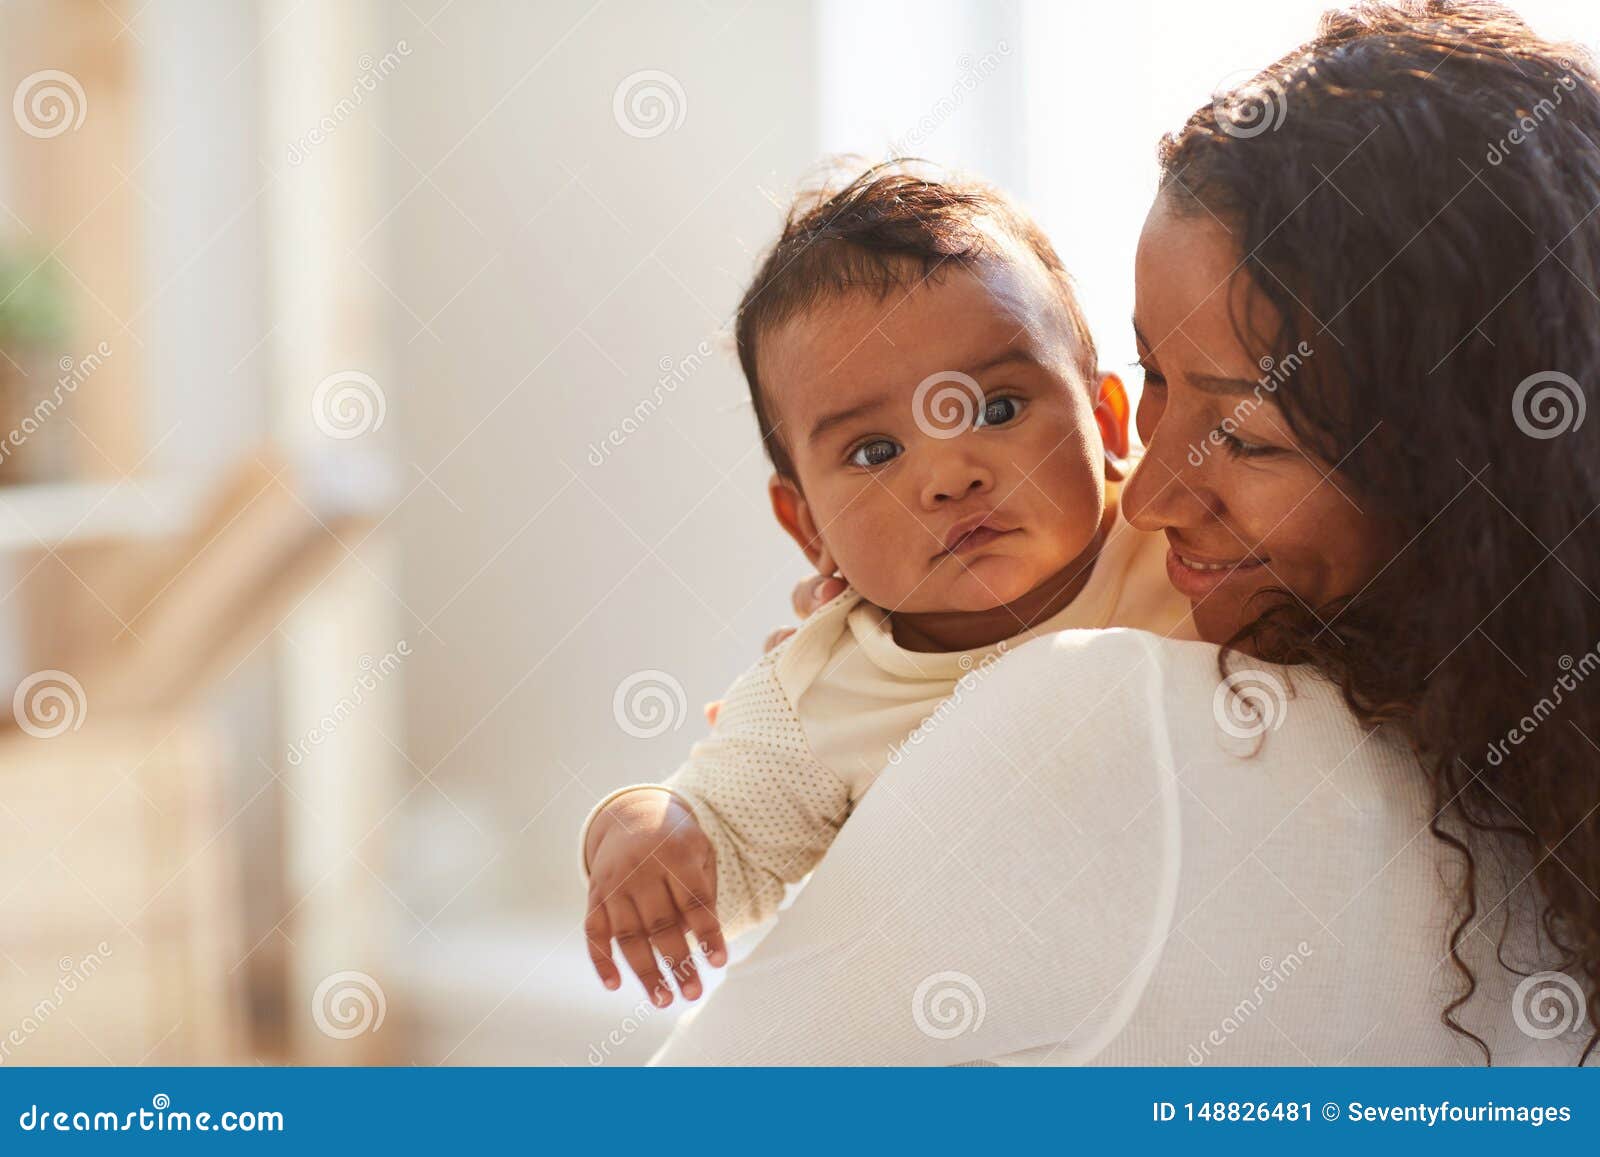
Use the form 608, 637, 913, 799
0, 0, 1595, 1066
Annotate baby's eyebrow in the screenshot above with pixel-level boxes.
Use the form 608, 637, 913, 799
808, 397, 887, 444
965, 350, 1042, 378
807, 351, 1047, 444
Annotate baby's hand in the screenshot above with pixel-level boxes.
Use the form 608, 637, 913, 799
583, 788, 727, 1006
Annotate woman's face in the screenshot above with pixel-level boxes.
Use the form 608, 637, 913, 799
1122, 194, 1392, 645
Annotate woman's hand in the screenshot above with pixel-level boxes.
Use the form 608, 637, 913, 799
703, 574, 848, 726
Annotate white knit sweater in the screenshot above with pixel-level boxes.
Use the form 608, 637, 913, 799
651, 628, 1594, 1066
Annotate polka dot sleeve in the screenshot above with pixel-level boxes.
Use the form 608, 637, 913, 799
662, 641, 853, 938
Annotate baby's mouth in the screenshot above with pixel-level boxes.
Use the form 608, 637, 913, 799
946, 526, 1011, 556
936, 515, 1018, 559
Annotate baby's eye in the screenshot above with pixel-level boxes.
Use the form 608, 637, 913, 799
976, 396, 1023, 427
848, 438, 902, 468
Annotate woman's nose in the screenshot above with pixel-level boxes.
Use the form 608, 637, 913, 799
919, 454, 995, 508
1122, 430, 1218, 531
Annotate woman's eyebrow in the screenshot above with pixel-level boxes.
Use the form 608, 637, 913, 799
1188, 372, 1269, 396
1131, 321, 1260, 395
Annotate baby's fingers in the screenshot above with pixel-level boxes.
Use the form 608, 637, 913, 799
583, 899, 621, 990
666, 867, 726, 968
607, 895, 672, 1007
637, 881, 701, 1002
790, 574, 845, 619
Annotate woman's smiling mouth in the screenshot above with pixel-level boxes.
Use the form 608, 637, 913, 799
1164, 540, 1270, 598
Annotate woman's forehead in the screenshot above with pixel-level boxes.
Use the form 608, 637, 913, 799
1135, 198, 1281, 371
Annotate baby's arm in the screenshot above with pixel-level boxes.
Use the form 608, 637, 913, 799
582, 645, 853, 1002
660, 711, 853, 937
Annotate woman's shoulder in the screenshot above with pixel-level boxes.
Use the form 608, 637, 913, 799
1000, 623, 1221, 670
976, 625, 1226, 719
993, 627, 1376, 741
972, 626, 1420, 829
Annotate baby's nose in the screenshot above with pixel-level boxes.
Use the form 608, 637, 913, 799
921, 460, 995, 507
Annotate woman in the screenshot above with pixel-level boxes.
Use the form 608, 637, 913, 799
654, 1, 1600, 1065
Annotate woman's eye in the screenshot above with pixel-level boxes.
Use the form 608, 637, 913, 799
1217, 428, 1273, 458
848, 438, 902, 468
1135, 362, 1166, 388
976, 396, 1022, 427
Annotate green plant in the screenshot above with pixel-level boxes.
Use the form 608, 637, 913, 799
0, 250, 67, 358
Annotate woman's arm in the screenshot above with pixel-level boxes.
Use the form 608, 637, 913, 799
651, 628, 1185, 1066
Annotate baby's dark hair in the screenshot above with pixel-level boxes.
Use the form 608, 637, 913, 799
734, 160, 1098, 479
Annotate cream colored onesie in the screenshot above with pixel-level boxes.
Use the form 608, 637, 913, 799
582, 515, 1194, 937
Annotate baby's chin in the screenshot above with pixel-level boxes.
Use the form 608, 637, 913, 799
902, 555, 1051, 615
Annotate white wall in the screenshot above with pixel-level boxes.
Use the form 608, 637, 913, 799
381, 1, 819, 935
139, 0, 269, 474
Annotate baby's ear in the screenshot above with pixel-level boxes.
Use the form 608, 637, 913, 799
1093, 371, 1132, 481
768, 474, 833, 574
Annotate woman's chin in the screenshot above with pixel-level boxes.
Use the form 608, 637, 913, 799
1190, 590, 1255, 646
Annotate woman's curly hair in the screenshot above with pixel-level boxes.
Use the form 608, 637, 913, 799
1160, 0, 1600, 1063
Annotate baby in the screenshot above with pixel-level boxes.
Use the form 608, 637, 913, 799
581, 163, 1192, 1006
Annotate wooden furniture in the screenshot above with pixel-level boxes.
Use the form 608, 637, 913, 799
0, 0, 400, 1065
0, 721, 238, 1064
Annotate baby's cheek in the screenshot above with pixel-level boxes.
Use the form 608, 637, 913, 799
1027, 445, 1105, 548
825, 512, 921, 604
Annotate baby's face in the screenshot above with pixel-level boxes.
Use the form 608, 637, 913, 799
762, 259, 1112, 614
